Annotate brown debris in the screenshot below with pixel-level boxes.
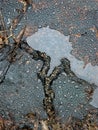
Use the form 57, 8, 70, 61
32, 1, 49, 12
0, 0, 32, 48
89, 26, 98, 39
15, 26, 26, 43
85, 87, 94, 100
24, 25, 38, 38
18, 0, 32, 13
40, 120, 49, 130
0, 110, 98, 130
83, 55, 90, 68
74, 33, 81, 38
0, 10, 9, 46
0, 1, 98, 130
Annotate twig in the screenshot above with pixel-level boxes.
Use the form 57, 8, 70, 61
0, 62, 11, 83
0, 10, 7, 38
20, 41, 64, 129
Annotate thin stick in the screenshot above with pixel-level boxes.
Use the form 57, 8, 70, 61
0, 10, 7, 37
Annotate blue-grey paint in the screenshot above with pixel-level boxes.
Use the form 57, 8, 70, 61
27, 27, 98, 108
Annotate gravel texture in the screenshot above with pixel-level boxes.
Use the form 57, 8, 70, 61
0, 0, 98, 123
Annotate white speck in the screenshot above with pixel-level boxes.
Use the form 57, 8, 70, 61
62, 114, 64, 117
75, 85, 79, 88
21, 104, 24, 107
7, 18, 11, 25
60, 110, 62, 113
64, 95, 67, 98
60, 101, 63, 105
76, 94, 78, 97
9, 76, 13, 80
70, 96, 73, 98
91, 39, 94, 42
37, 79, 41, 83
36, 66, 39, 69
38, 25, 42, 28
26, 70, 29, 73
10, 100, 13, 103
61, 2, 63, 4
63, 81, 66, 84
0, 71, 2, 75
22, 96, 25, 99
59, 80, 62, 83
71, 81, 75, 84
74, 109, 77, 112
85, 107, 88, 110
14, 9, 16, 12
55, 2, 58, 5
28, 6, 31, 10
58, 86, 62, 88
62, 72, 67, 76
36, 86, 39, 89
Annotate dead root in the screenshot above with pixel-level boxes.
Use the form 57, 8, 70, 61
0, 0, 32, 48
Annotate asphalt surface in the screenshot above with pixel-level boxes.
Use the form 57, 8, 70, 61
0, 0, 98, 122
1, 0, 98, 65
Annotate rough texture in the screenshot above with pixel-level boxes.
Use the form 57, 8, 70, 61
0, 42, 97, 124
1, 0, 98, 65
0, 0, 98, 128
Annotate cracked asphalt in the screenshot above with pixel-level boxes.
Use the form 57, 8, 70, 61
0, 0, 98, 122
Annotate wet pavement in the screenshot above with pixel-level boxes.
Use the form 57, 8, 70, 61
0, 0, 98, 123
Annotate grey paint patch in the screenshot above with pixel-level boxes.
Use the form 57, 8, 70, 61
27, 26, 72, 74
27, 27, 98, 108
26, 27, 98, 85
